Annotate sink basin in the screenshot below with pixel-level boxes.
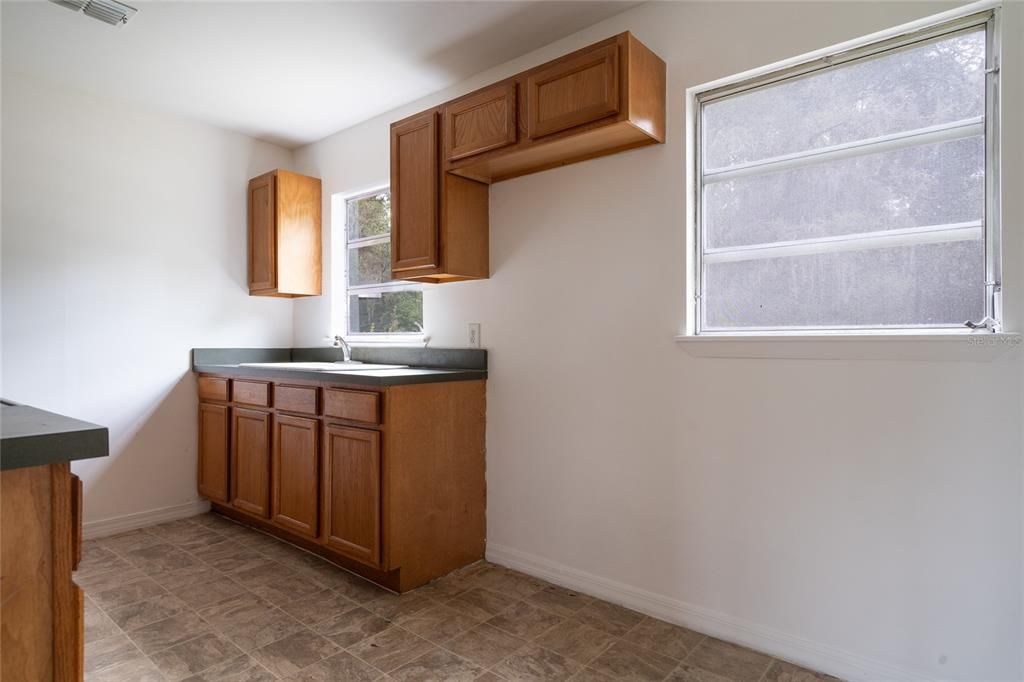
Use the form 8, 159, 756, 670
238, 361, 407, 371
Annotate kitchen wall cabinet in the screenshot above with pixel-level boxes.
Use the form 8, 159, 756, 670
231, 407, 271, 518
195, 374, 486, 592
389, 32, 665, 283
247, 169, 322, 297
322, 424, 381, 567
272, 414, 320, 538
197, 403, 229, 503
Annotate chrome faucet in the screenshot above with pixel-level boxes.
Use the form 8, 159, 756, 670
332, 335, 353, 362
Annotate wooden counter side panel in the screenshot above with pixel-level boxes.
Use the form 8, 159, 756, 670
1, 465, 55, 682
384, 380, 486, 591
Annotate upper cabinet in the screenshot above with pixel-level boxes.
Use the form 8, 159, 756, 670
390, 32, 665, 283
247, 169, 322, 297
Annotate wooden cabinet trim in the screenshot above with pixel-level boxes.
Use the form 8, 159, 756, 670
526, 42, 620, 140
444, 82, 518, 162
391, 110, 440, 273
248, 172, 277, 292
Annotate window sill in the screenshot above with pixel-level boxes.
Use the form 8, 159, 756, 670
676, 333, 1022, 361
347, 336, 427, 348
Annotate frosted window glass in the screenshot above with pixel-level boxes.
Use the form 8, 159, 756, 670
704, 136, 984, 249
702, 29, 986, 170
703, 241, 985, 330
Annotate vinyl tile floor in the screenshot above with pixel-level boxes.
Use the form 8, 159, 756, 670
80, 513, 842, 681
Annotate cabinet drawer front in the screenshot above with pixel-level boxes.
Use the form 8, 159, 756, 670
198, 376, 229, 402
444, 83, 517, 162
527, 42, 620, 139
233, 380, 271, 407
323, 389, 380, 425
275, 385, 318, 415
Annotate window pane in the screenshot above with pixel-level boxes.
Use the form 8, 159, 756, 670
702, 29, 985, 170
349, 290, 423, 334
348, 242, 392, 287
703, 240, 984, 330
347, 192, 391, 240
704, 136, 984, 249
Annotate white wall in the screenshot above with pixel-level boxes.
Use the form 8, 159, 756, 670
1, 72, 295, 525
293, 2, 1024, 679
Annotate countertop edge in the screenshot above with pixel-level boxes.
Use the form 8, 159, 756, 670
192, 364, 488, 387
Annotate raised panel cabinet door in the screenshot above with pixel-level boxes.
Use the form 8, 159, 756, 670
231, 408, 271, 517
322, 424, 381, 567
526, 42, 620, 139
271, 414, 319, 538
444, 83, 517, 162
390, 110, 439, 273
248, 172, 276, 291
197, 403, 230, 503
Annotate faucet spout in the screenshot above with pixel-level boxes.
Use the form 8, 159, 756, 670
332, 335, 352, 362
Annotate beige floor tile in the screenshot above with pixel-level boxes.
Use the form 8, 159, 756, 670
364, 591, 437, 620
250, 629, 340, 678
179, 653, 276, 681
485, 601, 563, 640
250, 574, 327, 608
471, 567, 549, 600
396, 603, 482, 644
762, 659, 842, 681
667, 663, 735, 682
150, 564, 226, 593
99, 529, 164, 555
170, 575, 248, 610
283, 650, 383, 681
92, 575, 169, 611
150, 632, 242, 681
587, 640, 678, 682
493, 642, 582, 680
568, 667, 617, 681
532, 619, 615, 665
85, 599, 121, 644
526, 586, 592, 618
447, 587, 520, 621
127, 611, 211, 656
324, 570, 391, 603
149, 521, 225, 551
622, 617, 704, 661
444, 623, 526, 668
85, 632, 148, 675
85, 655, 166, 682
390, 648, 485, 681
107, 594, 192, 631
122, 544, 200, 574
231, 559, 296, 589
685, 638, 774, 682
198, 592, 305, 652
279, 588, 355, 626
572, 600, 644, 637
348, 625, 436, 673
78, 547, 133, 579
313, 605, 392, 648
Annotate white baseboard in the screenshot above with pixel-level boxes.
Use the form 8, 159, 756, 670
486, 542, 929, 682
83, 499, 211, 540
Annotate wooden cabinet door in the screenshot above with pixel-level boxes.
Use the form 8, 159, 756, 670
321, 424, 382, 567
231, 408, 271, 517
198, 403, 230, 503
390, 111, 439, 273
272, 414, 319, 538
248, 172, 276, 291
444, 83, 517, 162
526, 42, 619, 139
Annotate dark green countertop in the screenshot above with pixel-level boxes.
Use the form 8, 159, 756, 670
192, 363, 487, 387
1, 401, 109, 471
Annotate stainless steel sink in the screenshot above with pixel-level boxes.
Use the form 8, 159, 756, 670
238, 361, 407, 371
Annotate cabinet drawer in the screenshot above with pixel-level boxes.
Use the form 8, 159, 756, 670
233, 380, 271, 407
324, 389, 380, 425
527, 42, 620, 139
198, 376, 229, 402
275, 385, 318, 415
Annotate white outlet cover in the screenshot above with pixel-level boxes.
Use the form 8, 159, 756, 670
468, 323, 481, 348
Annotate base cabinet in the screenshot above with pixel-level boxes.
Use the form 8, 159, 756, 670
231, 408, 271, 518
322, 425, 382, 567
197, 374, 485, 592
272, 414, 320, 538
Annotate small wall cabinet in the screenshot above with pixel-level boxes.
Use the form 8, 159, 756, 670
247, 169, 322, 297
389, 31, 665, 283
196, 374, 486, 592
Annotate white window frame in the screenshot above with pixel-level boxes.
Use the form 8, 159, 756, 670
332, 187, 424, 344
685, 3, 1002, 337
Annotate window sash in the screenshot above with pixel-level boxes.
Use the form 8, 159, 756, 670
692, 9, 1000, 335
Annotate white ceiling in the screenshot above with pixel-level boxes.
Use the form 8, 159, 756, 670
2, 0, 636, 148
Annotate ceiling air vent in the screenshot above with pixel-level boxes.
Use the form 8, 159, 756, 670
48, 0, 137, 25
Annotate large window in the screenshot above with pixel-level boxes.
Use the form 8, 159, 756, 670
692, 10, 1000, 334
343, 189, 423, 336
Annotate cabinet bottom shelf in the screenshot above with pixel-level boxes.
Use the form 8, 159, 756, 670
209, 502, 405, 592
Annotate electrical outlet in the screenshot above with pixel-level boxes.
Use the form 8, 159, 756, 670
468, 323, 481, 348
